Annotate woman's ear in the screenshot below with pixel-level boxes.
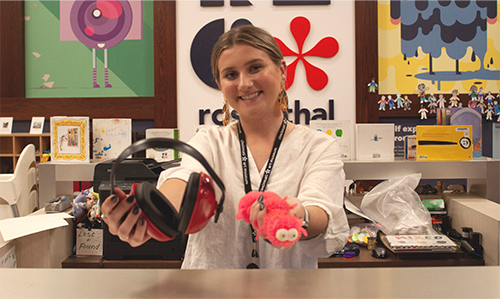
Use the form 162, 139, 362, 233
280, 60, 287, 81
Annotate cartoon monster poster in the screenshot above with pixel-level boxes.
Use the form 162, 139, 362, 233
378, 0, 500, 95
24, 0, 153, 98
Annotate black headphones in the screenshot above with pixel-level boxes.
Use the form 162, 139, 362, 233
110, 138, 225, 241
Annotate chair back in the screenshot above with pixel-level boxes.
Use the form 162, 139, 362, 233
0, 144, 38, 218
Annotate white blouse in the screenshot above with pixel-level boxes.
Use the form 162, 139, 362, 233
157, 122, 349, 269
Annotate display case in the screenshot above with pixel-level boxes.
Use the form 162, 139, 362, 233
0, 133, 50, 173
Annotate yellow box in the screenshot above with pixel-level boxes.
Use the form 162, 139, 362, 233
416, 125, 472, 161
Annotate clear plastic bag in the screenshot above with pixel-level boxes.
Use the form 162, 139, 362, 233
359, 173, 435, 235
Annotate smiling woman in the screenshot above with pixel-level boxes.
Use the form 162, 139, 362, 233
100, 24, 349, 269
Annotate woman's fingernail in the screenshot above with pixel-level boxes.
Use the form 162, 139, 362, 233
258, 195, 265, 210
132, 206, 139, 215
110, 195, 117, 203
126, 194, 135, 203
140, 218, 145, 226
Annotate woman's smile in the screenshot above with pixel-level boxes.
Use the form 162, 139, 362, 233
240, 91, 262, 101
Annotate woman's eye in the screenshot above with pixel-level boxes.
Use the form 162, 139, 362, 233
223, 71, 236, 80
250, 65, 262, 73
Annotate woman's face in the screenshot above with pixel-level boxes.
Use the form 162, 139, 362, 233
217, 43, 286, 122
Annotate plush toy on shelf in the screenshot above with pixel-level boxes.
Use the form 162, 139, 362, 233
236, 191, 307, 248
72, 187, 100, 225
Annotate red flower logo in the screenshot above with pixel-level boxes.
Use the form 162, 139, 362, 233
274, 16, 339, 91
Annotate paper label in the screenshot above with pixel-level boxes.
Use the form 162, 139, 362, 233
76, 228, 103, 256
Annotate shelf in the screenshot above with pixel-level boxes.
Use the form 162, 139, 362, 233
343, 157, 500, 203
0, 133, 50, 173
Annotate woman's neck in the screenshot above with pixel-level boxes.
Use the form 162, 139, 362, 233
239, 112, 284, 140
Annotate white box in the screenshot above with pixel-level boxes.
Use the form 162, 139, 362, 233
309, 120, 351, 160
145, 128, 179, 162
493, 123, 500, 159
355, 123, 394, 161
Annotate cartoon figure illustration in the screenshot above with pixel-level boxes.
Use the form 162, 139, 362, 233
395, 93, 404, 109
468, 96, 478, 108
390, 1, 498, 78
387, 95, 395, 110
69, 0, 133, 88
494, 101, 500, 115
436, 94, 447, 108
403, 95, 412, 111
486, 104, 494, 120
427, 101, 437, 114
418, 104, 429, 119
378, 95, 387, 111
477, 99, 487, 114
449, 89, 460, 108
469, 85, 478, 99
428, 93, 436, 104
368, 78, 378, 93
477, 87, 484, 102
414, 83, 429, 103
485, 91, 495, 105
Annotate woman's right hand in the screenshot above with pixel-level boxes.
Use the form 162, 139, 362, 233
100, 187, 151, 247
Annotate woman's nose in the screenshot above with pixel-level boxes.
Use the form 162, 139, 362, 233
239, 74, 253, 89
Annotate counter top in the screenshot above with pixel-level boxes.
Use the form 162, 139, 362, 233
1, 266, 499, 298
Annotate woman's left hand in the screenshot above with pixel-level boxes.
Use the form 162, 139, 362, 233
248, 196, 306, 251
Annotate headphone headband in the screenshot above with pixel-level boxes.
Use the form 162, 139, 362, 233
110, 138, 225, 222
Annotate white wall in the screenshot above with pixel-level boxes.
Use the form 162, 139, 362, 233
176, 0, 356, 156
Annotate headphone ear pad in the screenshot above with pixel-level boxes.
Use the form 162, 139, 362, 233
178, 172, 218, 234
178, 172, 201, 233
135, 182, 180, 239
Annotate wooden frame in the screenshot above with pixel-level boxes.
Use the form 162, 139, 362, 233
0, 1, 177, 128
355, 1, 462, 123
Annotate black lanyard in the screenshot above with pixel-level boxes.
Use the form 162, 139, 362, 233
237, 117, 287, 268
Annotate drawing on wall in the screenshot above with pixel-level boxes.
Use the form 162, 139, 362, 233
92, 118, 131, 161
378, 0, 500, 95
24, 0, 154, 98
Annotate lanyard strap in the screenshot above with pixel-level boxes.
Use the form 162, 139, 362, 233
238, 118, 287, 268
238, 117, 288, 193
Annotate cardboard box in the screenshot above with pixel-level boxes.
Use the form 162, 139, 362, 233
309, 120, 351, 160
416, 125, 472, 161
404, 135, 417, 160
145, 128, 179, 162
355, 123, 394, 161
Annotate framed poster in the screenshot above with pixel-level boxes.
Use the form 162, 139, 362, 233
24, 0, 154, 98
50, 116, 90, 162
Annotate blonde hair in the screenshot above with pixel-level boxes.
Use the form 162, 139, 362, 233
211, 25, 284, 84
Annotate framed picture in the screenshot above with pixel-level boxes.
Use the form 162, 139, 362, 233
30, 117, 45, 134
92, 119, 132, 162
50, 116, 89, 162
0, 117, 13, 135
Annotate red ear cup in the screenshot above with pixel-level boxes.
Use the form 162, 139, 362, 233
178, 172, 218, 234
133, 182, 180, 240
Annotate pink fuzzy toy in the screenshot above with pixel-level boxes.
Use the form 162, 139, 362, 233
236, 191, 308, 248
